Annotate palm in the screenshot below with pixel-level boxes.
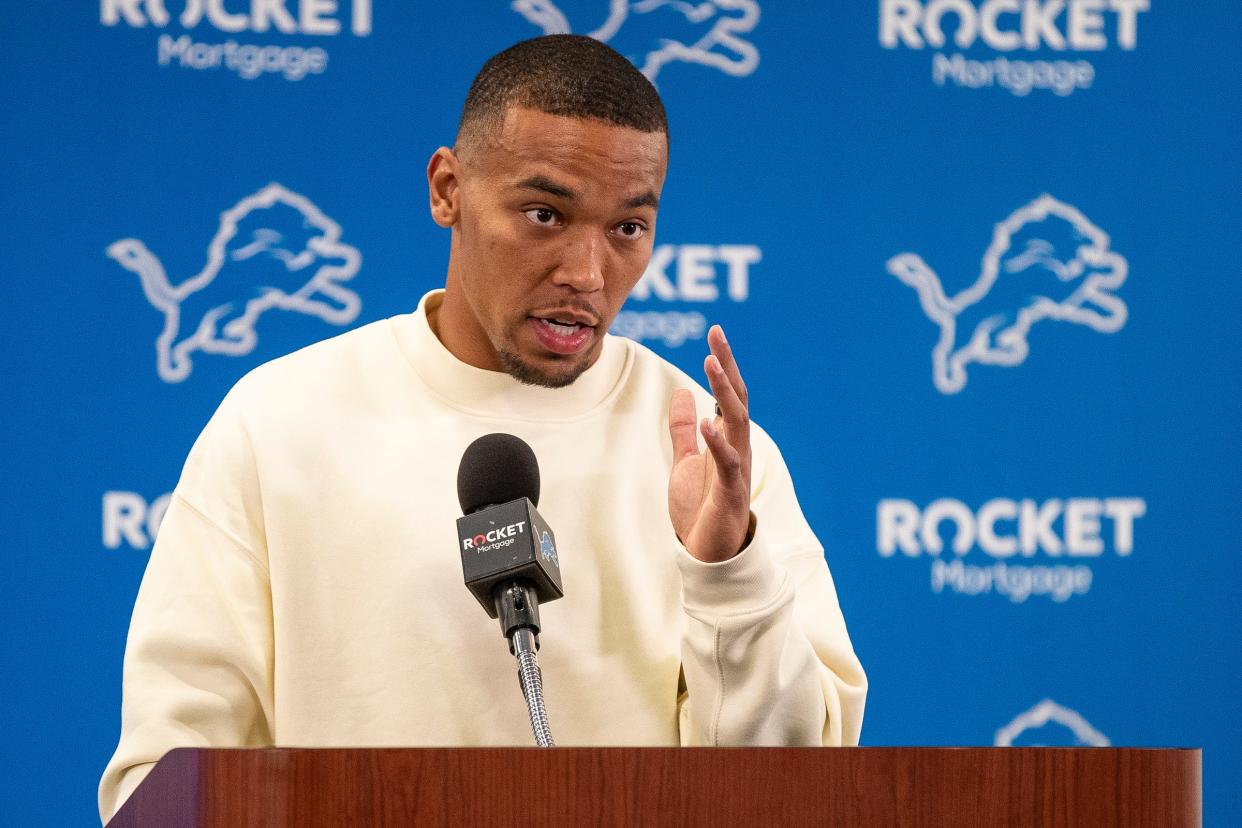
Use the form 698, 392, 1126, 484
668, 447, 713, 542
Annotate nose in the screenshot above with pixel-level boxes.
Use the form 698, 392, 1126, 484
552, 231, 605, 293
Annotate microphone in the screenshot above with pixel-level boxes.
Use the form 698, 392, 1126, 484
456, 433, 564, 641
456, 433, 562, 746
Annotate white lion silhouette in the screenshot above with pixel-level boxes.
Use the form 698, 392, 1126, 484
995, 699, 1110, 747
512, 0, 760, 81
108, 183, 362, 383
888, 194, 1128, 394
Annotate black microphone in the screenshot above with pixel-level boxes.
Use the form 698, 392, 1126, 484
456, 433, 564, 650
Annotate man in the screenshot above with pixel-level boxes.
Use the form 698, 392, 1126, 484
99, 34, 866, 823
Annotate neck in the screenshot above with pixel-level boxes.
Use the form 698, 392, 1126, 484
390, 290, 632, 422
431, 264, 504, 373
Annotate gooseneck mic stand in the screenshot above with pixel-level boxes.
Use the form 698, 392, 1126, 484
495, 581, 555, 747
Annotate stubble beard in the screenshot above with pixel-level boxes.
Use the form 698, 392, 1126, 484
497, 347, 591, 389
495, 315, 601, 389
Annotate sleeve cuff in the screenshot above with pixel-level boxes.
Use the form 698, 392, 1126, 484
676, 514, 784, 616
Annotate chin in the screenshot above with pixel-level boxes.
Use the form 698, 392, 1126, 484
498, 349, 592, 389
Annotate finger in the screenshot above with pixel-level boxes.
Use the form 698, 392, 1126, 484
700, 417, 745, 495
668, 389, 701, 461
704, 354, 750, 452
708, 325, 748, 407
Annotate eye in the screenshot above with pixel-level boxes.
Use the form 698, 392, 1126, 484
523, 207, 560, 227
615, 221, 646, 240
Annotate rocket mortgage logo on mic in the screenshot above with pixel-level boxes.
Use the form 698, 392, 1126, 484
462, 521, 530, 554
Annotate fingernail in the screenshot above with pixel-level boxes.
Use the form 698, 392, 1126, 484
704, 418, 717, 437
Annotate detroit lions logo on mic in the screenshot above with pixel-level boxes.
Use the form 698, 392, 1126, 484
513, 0, 760, 81
108, 183, 362, 383
539, 530, 559, 565
888, 194, 1128, 394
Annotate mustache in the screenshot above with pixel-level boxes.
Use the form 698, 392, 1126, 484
527, 298, 607, 326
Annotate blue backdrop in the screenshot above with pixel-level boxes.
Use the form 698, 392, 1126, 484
2, 2, 1238, 824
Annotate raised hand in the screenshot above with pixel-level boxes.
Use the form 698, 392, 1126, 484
667, 325, 753, 563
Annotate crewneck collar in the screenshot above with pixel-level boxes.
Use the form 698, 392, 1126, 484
389, 290, 631, 422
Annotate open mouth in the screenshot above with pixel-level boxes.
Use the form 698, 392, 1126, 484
529, 316, 596, 355
539, 318, 584, 336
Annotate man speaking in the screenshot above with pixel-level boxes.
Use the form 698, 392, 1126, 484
99, 34, 866, 823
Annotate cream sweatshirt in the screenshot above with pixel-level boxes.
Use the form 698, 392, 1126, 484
99, 291, 867, 823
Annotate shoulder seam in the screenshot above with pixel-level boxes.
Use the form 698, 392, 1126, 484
171, 492, 271, 578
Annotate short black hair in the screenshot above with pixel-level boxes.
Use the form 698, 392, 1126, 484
456, 35, 668, 152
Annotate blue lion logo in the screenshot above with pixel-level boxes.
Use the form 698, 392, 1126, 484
108, 183, 362, 383
889, 194, 1128, 394
512, 0, 761, 81
539, 530, 559, 565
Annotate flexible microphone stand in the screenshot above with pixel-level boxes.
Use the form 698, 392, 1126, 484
495, 581, 555, 747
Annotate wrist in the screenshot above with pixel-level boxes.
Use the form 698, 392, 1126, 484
676, 515, 784, 615
683, 511, 757, 563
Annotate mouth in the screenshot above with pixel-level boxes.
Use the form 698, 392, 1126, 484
528, 311, 598, 356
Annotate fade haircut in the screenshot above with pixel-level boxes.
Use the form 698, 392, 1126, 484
455, 35, 668, 155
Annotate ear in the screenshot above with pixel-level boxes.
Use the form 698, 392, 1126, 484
427, 147, 461, 228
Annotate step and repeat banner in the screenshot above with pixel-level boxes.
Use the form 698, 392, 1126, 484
2, 2, 1238, 824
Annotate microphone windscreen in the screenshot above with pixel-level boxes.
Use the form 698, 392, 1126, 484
457, 433, 541, 514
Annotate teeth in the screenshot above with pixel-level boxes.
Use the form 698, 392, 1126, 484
541, 319, 580, 336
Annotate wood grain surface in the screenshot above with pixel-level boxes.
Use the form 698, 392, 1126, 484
108, 746, 1202, 827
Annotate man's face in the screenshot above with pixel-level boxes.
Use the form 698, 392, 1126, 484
432, 106, 667, 387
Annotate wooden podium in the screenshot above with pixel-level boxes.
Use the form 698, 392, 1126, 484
107, 747, 1201, 827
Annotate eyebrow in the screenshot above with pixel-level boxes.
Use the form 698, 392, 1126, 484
516, 175, 659, 211
518, 175, 577, 202
622, 191, 660, 210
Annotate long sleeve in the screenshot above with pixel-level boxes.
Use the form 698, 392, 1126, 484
675, 425, 867, 746
98, 391, 275, 824
95, 318, 868, 823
